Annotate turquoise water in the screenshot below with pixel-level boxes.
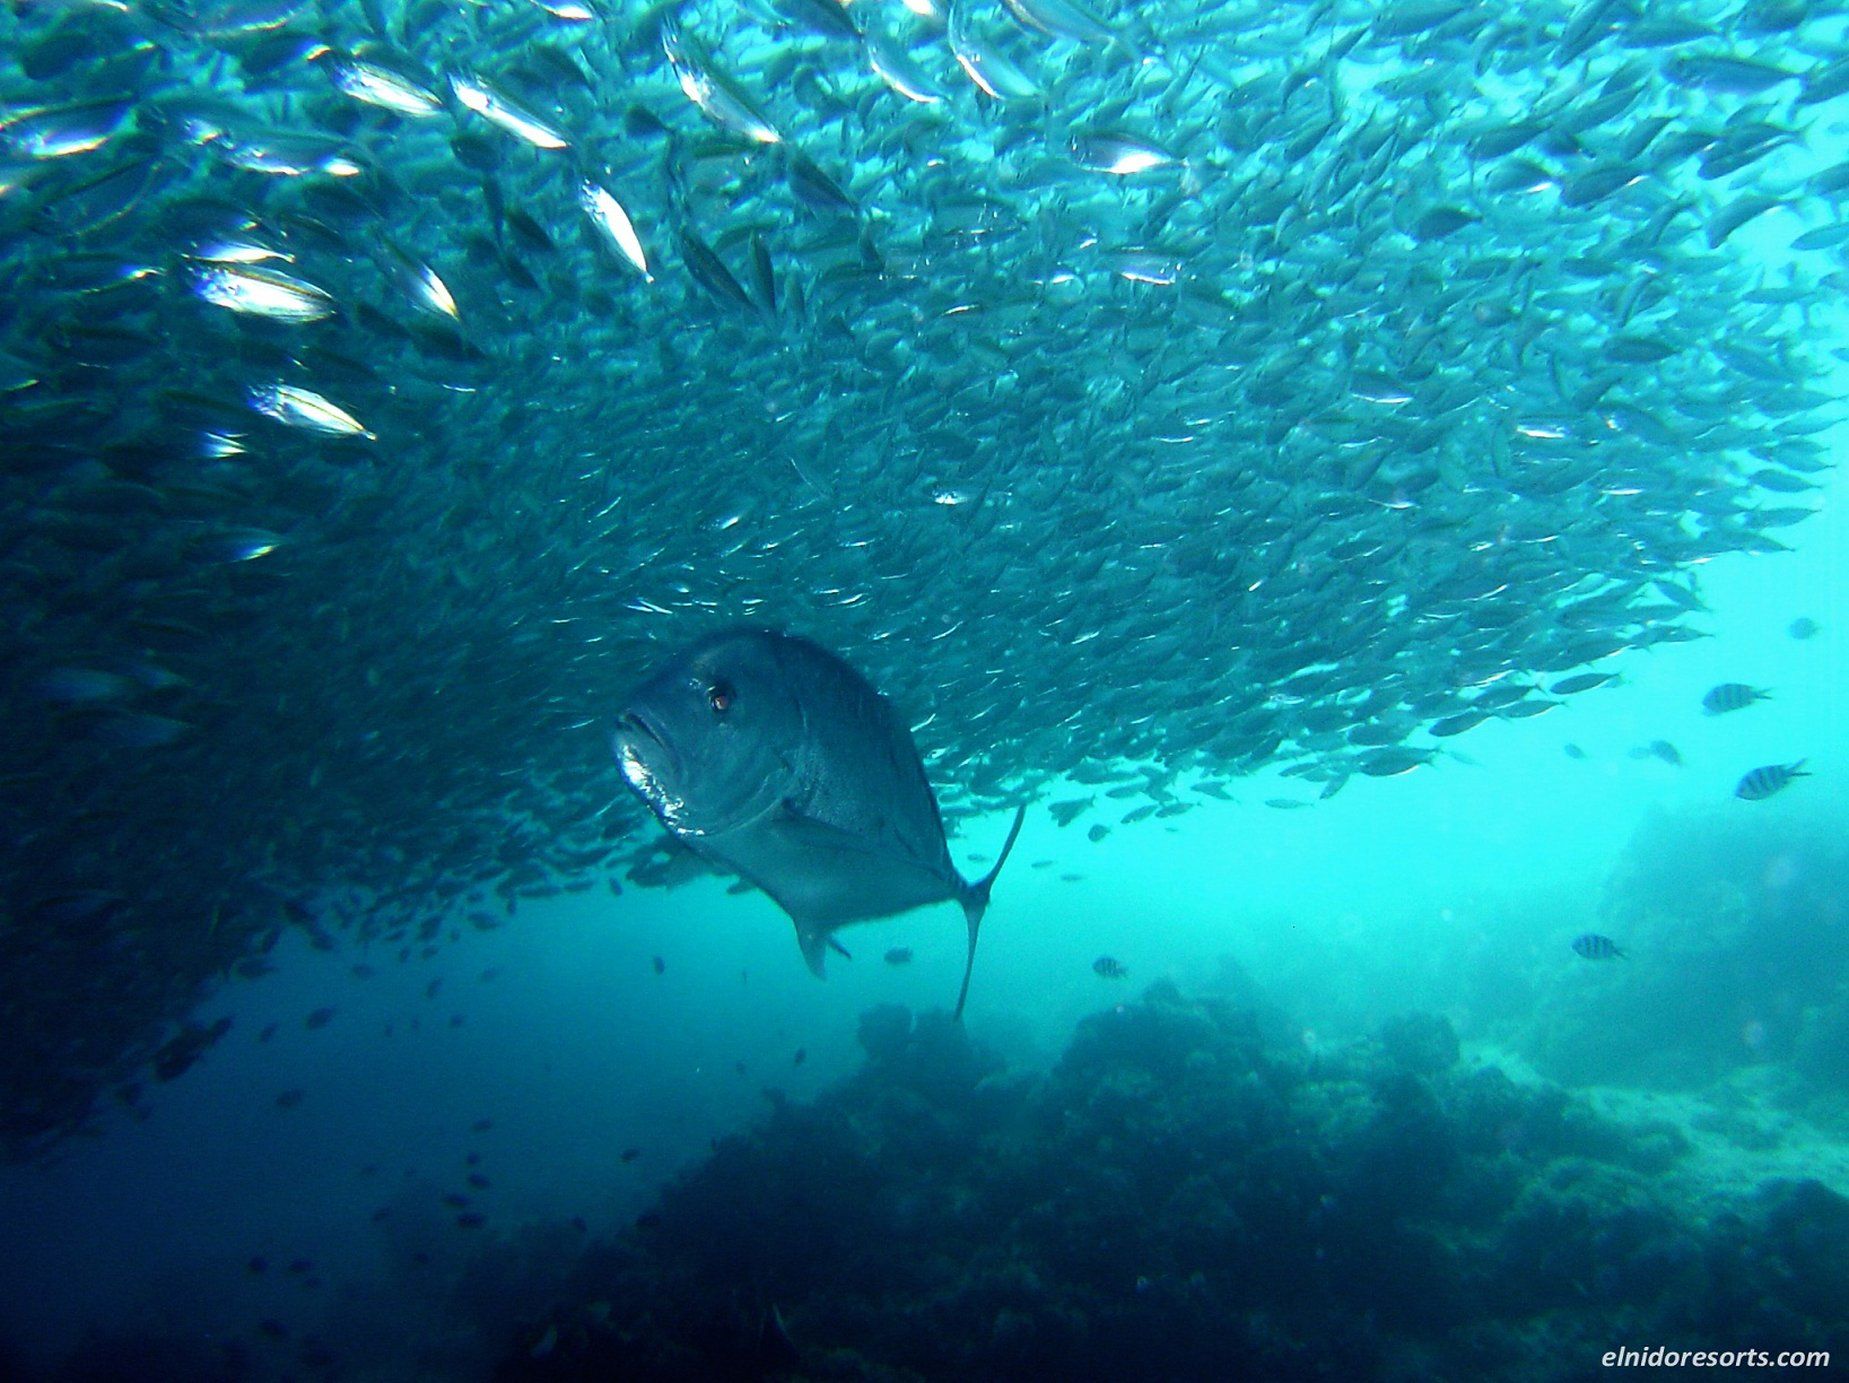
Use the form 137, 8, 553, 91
3, 0, 1848, 1375
1, 504, 1841, 1375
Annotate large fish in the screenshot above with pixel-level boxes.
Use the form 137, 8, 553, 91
613, 628, 1025, 1018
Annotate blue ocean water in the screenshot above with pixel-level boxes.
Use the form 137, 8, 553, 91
0, 473, 1840, 1376
4, 0, 1849, 1376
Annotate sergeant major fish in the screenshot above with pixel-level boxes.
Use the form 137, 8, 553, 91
1702, 683, 1770, 714
1736, 761, 1808, 800
612, 628, 1025, 1018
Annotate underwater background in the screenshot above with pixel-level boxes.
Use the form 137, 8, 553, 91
3, 0, 1849, 1377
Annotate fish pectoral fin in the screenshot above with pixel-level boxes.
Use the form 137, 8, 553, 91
770, 800, 888, 858
768, 801, 946, 881
794, 922, 830, 979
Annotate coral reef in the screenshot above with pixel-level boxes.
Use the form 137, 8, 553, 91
493, 985, 1847, 1381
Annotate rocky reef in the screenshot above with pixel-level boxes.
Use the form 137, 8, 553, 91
490, 984, 1848, 1381
1524, 806, 1849, 1094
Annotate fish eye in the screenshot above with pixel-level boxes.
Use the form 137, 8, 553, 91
707, 680, 734, 715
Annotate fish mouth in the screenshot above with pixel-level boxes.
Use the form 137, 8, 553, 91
615, 708, 679, 783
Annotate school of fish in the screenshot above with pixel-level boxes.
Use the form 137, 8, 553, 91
0, 0, 1840, 1153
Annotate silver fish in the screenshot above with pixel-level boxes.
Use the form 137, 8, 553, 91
865, 31, 946, 104
398, 258, 459, 320
0, 98, 134, 159
449, 73, 568, 150
613, 628, 1025, 1018
191, 263, 336, 322
948, 0, 1040, 100
324, 56, 443, 118
1070, 129, 1179, 176
1002, 0, 1117, 45
661, 22, 782, 144
580, 181, 652, 281
248, 383, 375, 439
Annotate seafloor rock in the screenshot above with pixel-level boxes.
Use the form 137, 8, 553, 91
496, 985, 1848, 1382
1526, 809, 1849, 1090
1378, 1012, 1461, 1076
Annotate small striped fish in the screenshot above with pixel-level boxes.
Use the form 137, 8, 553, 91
1571, 933, 1625, 960
1702, 683, 1770, 715
1736, 761, 1808, 800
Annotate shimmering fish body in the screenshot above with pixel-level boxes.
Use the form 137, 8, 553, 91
614, 629, 1024, 1017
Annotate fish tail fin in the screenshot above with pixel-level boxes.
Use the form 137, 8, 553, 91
953, 803, 1027, 1021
